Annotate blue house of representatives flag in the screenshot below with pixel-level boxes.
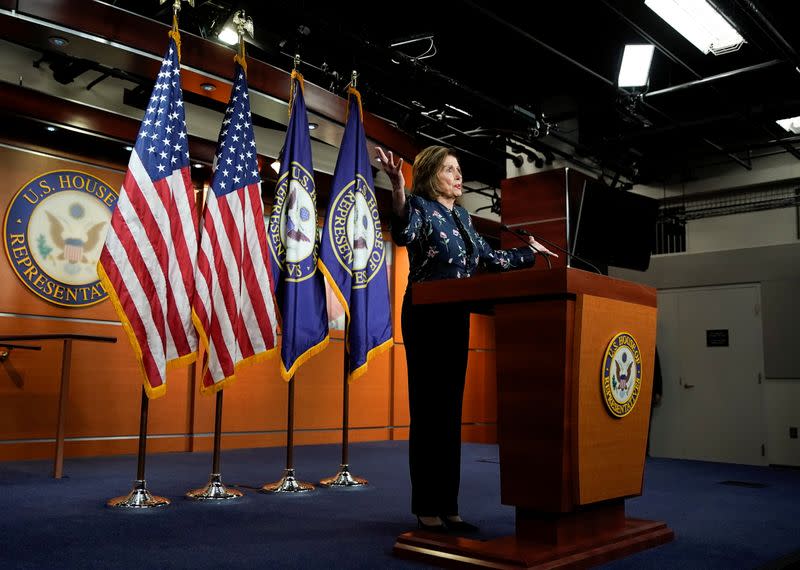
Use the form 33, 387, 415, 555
266, 71, 329, 380
319, 88, 392, 381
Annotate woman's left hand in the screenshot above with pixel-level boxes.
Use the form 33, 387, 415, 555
528, 236, 558, 257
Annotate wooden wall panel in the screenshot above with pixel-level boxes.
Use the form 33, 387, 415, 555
469, 314, 496, 350
195, 352, 287, 434
463, 350, 498, 425
348, 346, 392, 428
392, 344, 410, 429
392, 245, 410, 343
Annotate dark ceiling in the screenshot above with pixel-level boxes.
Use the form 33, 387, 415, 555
72, 0, 800, 189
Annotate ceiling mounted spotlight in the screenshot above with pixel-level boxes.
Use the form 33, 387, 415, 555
308, 123, 318, 130
218, 27, 238, 45
200, 82, 216, 92
618, 44, 655, 88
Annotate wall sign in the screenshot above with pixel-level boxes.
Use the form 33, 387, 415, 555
4, 170, 117, 307
706, 329, 729, 347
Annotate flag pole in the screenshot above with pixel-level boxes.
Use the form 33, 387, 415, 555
261, 375, 314, 492
320, 344, 368, 486
107, 387, 169, 508
186, 390, 242, 500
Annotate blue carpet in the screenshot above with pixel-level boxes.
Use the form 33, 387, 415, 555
0, 442, 798, 569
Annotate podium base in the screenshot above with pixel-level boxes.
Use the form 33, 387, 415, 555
260, 469, 314, 493
186, 473, 243, 500
319, 464, 368, 487
107, 480, 170, 508
394, 518, 673, 569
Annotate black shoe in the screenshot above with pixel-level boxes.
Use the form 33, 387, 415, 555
416, 516, 447, 532
442, 517, 479, 533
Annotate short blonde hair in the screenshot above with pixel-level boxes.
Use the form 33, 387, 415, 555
411, 145, 457, 201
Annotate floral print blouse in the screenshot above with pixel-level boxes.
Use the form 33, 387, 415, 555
391, 194, 536, 284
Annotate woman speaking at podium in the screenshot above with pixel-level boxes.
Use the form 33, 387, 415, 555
376, 145, 556, 532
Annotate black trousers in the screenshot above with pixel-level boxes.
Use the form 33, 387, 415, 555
401, 290, 471, 517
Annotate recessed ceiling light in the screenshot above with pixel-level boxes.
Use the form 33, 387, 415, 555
201, 83, 216, 92
308, 122, 318, 130
125, 145, 133, 152
46, 126, 57, 132
193, 163, 204, 169
48, 36, 69, 48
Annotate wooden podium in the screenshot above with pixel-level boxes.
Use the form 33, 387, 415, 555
393, 267, 674, 569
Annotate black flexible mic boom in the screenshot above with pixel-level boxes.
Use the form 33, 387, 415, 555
500, 224, 603, 275
499, 224, 552, 270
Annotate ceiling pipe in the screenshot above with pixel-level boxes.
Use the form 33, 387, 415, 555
463, 0, 754, 171
645, 59, 782, 98
735, 0, 800, 70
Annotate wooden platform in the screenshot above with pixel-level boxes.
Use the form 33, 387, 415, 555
394, 518, 674, 569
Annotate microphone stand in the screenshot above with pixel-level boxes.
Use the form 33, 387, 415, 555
500, 224, 603, 275
500, 225, 552, 270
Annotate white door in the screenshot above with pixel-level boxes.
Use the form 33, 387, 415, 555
652, 285, 767, 465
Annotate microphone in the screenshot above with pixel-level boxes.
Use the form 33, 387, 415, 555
500, 224, 552, 270
500, 224, 604, 275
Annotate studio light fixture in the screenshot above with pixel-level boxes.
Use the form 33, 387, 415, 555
644, 0, 745, 55
618, 44, 655, 88
775, 116, 800, 134
218, 26, 238, 46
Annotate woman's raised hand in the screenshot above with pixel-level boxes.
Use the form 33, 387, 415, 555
375, 146, 405, 193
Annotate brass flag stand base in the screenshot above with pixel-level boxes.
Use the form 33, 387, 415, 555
261, 378, 314, 493
186, 392, 242, 501
108, 389, 168, 509
321, 351, 369, 488
186, 473, 243, 500
108, 479, 170, 508
319, 464, 368, 487
260, 468, 314, 493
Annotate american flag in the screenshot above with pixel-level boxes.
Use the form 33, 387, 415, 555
97, 38, 198, 399
192, 61, 278, 392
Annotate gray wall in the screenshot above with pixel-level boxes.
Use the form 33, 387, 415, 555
611, 242, 800, 465
611, 242, 800, 379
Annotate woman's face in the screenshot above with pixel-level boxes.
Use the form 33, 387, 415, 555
435, 155, 463, 200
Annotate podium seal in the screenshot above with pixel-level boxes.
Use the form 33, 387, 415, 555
601, 332, 642, 418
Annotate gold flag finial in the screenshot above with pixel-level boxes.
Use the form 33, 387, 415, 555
231, 10, 254, 72
160, 0, 194, 59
